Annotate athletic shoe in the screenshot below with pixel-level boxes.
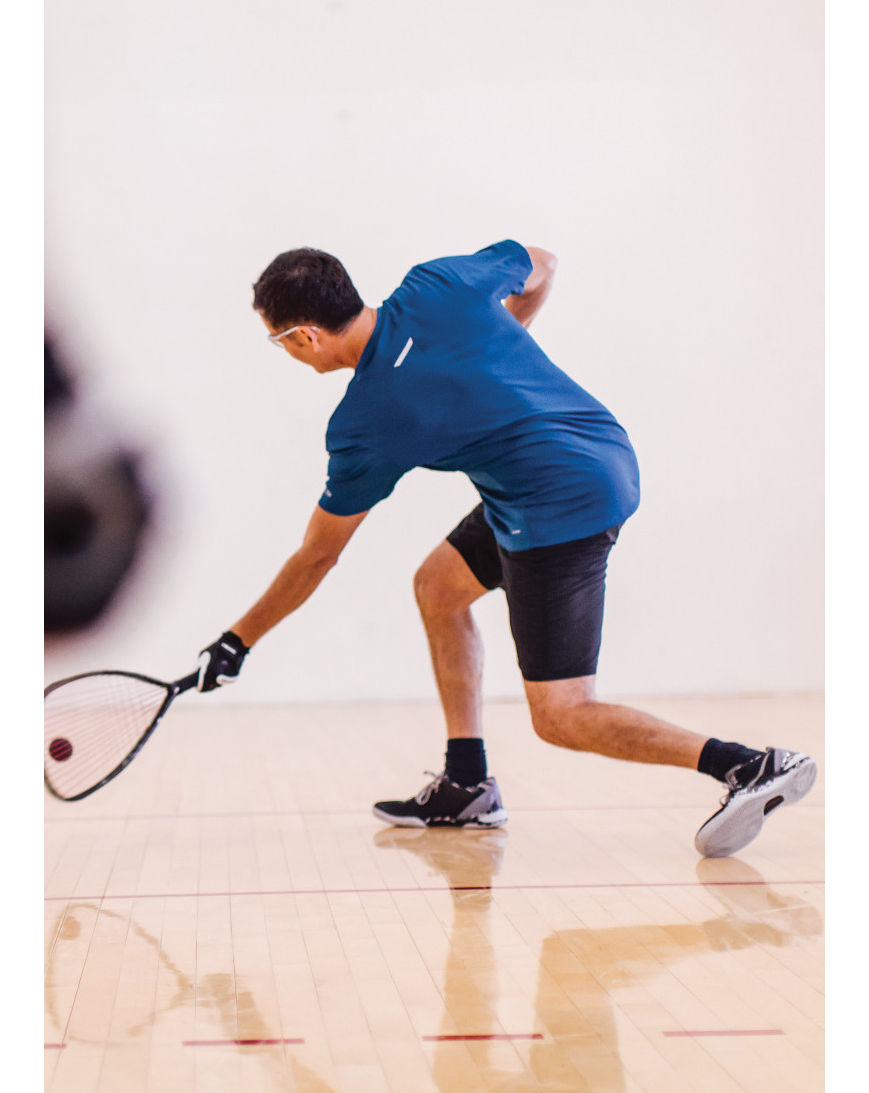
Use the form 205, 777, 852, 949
694, 747, 817, 858
372, 772, 508, 828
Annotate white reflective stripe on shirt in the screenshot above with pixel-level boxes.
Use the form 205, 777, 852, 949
392, 337, 413, 368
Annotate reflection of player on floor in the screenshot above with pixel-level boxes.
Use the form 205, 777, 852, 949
195, 242, 816, 857
371, 831, 821, 1090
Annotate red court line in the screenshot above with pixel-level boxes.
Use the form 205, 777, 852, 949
44, 1043, 66, 1050
423, 1034, 544, 1042
43, 879, 823, 902
663, 1029, 785, 1038
182, 1038, 304, 1047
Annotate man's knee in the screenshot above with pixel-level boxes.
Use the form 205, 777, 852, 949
529, 702, 597, 748
526, 678, 598, 748
414, 543, 488, 618
413, 557, 441, 614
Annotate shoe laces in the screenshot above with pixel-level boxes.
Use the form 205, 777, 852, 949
415, 771, 446, 805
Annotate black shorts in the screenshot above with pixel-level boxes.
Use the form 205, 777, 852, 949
446, 504, 620, 682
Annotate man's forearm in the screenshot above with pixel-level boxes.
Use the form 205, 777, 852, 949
226, 506, 367, 650
231, 548, 337, 648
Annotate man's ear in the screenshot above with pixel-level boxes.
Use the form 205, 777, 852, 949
304, 325, 323, 349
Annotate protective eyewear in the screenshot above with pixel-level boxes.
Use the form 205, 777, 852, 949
268, 324, 319, 347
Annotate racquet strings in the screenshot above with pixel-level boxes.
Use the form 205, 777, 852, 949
44, 673, 170, 799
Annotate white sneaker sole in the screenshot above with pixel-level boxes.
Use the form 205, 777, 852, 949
371, 806, 508, 829
694, 755, 817, 858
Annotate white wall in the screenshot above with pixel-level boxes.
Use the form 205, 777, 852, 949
44, 0, 823, 701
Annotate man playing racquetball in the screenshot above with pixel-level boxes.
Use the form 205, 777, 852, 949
197, 241, 816, 858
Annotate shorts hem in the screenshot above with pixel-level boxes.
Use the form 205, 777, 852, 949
519, 665, 600, 683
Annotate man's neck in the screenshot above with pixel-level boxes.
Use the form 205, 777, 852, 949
344, 307, 378, 368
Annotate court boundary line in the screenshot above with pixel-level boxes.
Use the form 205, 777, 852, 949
44, 1029, 794, 1049
663, 1029, 785, 1037
43, 878, 824, 902
181, 1038, 305, 1047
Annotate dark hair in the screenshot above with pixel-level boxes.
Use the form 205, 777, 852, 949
252, 248, 364, 332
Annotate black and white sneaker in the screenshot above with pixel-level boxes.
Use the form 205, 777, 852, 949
372, 772, 508, 828
695, 747, 817, 858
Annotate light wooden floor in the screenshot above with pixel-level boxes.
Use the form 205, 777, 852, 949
45, 693, 824, 1092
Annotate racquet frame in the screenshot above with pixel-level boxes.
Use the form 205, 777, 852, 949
44, 670, 200, 801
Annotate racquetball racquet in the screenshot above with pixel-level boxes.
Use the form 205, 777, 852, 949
44, 669, 199, 801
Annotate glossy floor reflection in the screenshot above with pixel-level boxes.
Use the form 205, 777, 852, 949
45, 694, 824, 1091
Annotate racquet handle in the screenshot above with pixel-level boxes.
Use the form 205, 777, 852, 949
173, 672, 201, 695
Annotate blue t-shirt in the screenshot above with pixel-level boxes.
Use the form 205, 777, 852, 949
319, 240, 640, 550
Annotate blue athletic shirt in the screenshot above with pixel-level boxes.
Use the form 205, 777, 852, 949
318, 240, 640, 551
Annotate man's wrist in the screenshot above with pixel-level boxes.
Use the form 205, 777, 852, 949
227, 625, 254, 651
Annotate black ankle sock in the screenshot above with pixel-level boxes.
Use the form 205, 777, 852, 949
445, 738, 487, 787
697, 738, 765, 783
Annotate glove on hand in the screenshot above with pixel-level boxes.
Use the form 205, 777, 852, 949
197, 630, 249, 692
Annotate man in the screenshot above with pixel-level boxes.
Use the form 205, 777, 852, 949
197, 241, 816, 858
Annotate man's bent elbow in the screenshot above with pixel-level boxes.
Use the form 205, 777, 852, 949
526, 246, 558, 274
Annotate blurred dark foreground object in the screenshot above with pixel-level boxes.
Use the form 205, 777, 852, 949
45, 337, 153, 632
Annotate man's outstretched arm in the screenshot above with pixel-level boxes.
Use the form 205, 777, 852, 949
504, 246, 558, 328
197, 505, 368, 690
232, 506, 368, 646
